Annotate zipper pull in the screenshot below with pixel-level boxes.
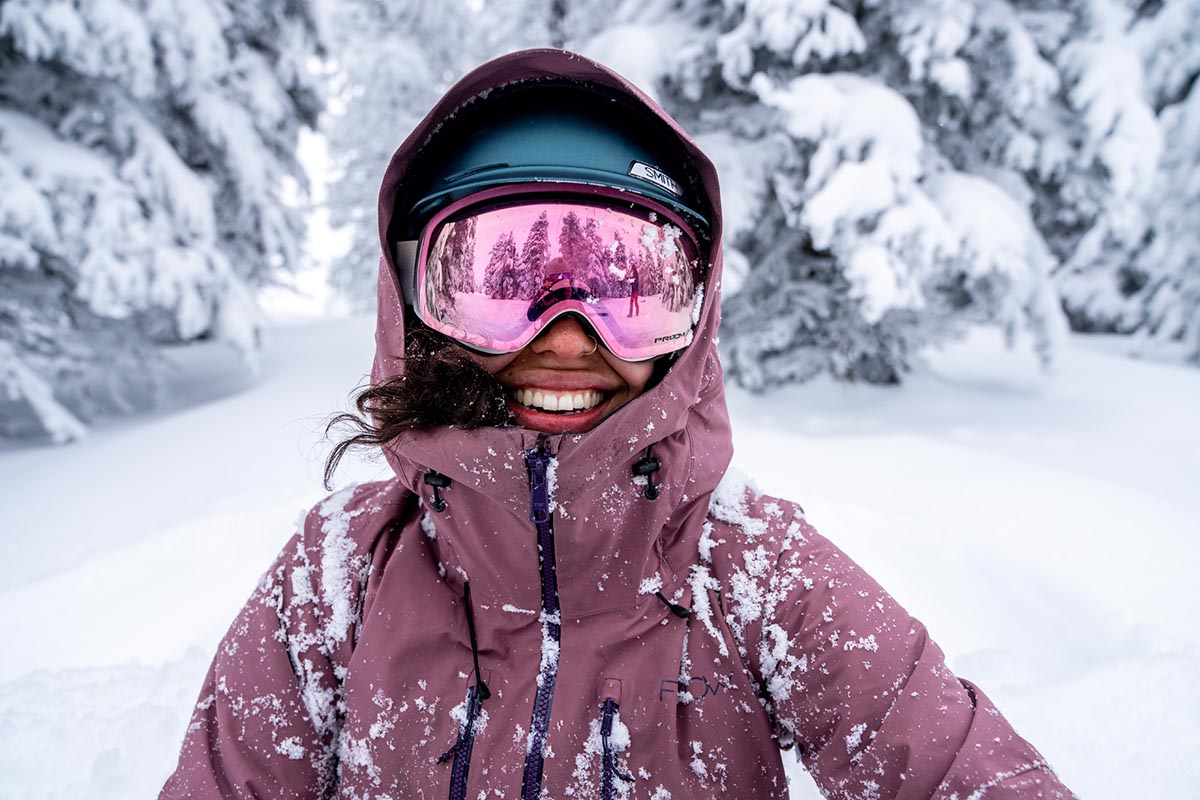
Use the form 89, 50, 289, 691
525, 441, 552, 524
601, 697, 617, 737
600, 697, 634, 795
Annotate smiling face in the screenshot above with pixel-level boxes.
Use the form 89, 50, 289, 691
467, 314, 656, 433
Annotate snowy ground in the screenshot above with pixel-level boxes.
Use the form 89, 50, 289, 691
1, 315, 1197, 799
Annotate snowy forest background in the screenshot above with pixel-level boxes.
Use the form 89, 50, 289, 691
1, 3, 1199, 799
1, 0, 1198, 441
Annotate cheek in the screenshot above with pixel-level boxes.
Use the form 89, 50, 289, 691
464, 349, 518, 376
613, 359, 656, 396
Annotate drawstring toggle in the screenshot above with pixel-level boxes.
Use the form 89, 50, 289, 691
632, 447, 660, 500
423, 469, 451, 512
655, 591, 691, 618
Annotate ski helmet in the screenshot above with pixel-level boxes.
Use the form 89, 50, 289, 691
392, 80, 712, 243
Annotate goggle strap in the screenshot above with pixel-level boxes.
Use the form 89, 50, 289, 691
394, 240, 419, 307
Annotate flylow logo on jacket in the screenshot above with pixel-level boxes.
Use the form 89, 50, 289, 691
658, 674, 735, 702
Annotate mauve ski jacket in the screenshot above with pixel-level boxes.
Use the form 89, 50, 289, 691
161, 49, 1076, 800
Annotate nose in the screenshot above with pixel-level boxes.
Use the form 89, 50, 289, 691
530, 314, 599, 359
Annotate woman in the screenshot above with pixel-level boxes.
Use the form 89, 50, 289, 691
628, 264, 640, 317
161, 49, 1074, 799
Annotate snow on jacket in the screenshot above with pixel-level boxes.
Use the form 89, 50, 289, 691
160, 49, 1075, 800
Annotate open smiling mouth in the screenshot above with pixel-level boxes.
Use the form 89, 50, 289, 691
511, 388, 606, 414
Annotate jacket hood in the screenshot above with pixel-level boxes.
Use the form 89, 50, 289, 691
371, 49, 730, 471
369, 48, 732, 614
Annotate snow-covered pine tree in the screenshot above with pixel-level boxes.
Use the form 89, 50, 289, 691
559, 0, 1175, 386
557, 210, 589, 277
0, 0, 322, 441
660, 232, 694, 313
450, 219, 478, 295
608, 231, 631, 295
1038, 0, 1163, 337
427, 218, 477, 308
581, 216, 613, 296
1125, 0, 1200, 362
517, 210, 552, 299
324, 0, 1190, 382
483, 231, 520, 300
322, 0, 556, 310
635, 243, 661, 297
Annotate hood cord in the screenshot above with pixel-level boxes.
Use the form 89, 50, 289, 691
655, 591, 692, 619
632, 446, 660, 500
462, 581, 491, 700
423, 469, 451, 512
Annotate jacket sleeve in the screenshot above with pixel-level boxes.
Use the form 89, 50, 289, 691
159, 486, 402, 799
722, 503, 1077, 799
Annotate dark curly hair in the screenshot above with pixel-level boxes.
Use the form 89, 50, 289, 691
322, 309, 512, 488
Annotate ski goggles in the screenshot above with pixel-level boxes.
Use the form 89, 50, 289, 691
394, 184, 707, 361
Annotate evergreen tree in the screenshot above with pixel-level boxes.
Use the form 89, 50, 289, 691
517, 211, 552, 299
0, 0, 322, 441
1124, 0, 1200, 362
448, 218, 478, 294
1039, 0, 1163, 335
660, 233, 695, 313
427, 218, 477, 310
608, 231, 631, 296
1131, 82, 1200, 363
635, 244, 661, 297
322, 0, 554, 309
482, 231, 520, 299
1041, 0, 1200, 362
558, 0, 1176, 386
557, 211, 589, 276
581, 216, 610, 295
318, 0, 1197, 387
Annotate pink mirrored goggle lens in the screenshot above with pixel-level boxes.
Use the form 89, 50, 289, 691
415, 186, 705, 361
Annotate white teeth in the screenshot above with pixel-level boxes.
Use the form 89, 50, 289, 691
514, 388, 603, 413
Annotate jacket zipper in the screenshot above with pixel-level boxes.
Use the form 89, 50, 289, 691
439, 581, 490, 800
439, 683, 485, 800
600, 697, 633, 800
520, 441, 562, 800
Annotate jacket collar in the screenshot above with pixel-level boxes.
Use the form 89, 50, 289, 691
383, 347, 731, 619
